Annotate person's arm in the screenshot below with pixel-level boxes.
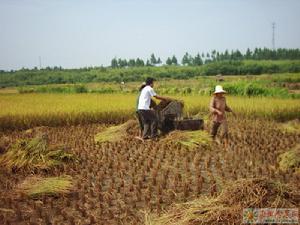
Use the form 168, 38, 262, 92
225, 103, 232, 112
225, 101, 236, 116
149, 87, 172, 102
154, 95, 171, 101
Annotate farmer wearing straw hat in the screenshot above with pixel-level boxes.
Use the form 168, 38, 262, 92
210, 85, 236, 148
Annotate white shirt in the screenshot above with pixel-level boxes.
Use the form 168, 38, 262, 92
138, 85, 157, 110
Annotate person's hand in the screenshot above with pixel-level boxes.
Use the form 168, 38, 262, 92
217, 110, 223, 116
164, 97, 173, 102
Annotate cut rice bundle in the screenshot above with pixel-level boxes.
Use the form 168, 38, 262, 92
17, 175, 73, 198
162, 130, 212, 150
0, 134, 77, 172
94, 120, 137, 143
145, 178, 299, 225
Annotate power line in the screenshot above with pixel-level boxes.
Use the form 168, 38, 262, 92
272, 22, 276, 50
39, 56, 42, 69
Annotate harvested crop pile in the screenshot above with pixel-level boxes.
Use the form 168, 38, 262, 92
94, 119, 138, 143
145, 178, 300, 225
280, 119, 300, 133
17, 175, 73, 198
278, 144, 300, 172
154, 99, 184, 111
162, 130, 212, 150
0, 134, 77, 172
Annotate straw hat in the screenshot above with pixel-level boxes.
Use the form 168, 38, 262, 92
214, 85, 226, 94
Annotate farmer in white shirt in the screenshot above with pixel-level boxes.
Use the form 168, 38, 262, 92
137, 77, 170, 140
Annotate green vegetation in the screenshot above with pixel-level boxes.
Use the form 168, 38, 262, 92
10, 73, 300, 98
17, 84, 88, 94
110, 48, 300, 68
1, 60, 300, 87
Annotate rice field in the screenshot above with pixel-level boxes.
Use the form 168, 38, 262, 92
0, 92, 299, 225
0, 93, 299, 131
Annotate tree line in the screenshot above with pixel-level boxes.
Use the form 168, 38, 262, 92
110, 48, 300, 68
1, 60, 300, 87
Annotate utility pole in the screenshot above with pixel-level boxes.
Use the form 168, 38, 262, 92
272, 22, 276, 50
39, 56, 42, 69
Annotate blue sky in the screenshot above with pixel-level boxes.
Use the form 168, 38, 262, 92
0, 0, 299, 70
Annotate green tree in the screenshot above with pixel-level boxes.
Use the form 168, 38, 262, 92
182, 52, 192, 66
211, 50, 217, 61
117, 58, 128, 68
128, 59, 136, 67
157, 57, 162, 64
136, 58, 145, 67
150, 53, 157, 65
111, 58, 118, 68
166, 57, 172, 65
171, 55, 178, 65
146, 59, 152, 66
245, 48, 252, 59
193, 53, 203, 66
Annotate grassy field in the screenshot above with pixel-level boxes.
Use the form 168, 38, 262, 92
0, 93, 299, 131
2, 73, 299, 100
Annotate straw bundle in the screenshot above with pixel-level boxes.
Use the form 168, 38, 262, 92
94, 120, 137, 143
145, 178, 299, 225
17, 175, 73, 198
162, 130, 212, 150
280, 119, 300, 133
278, 144, 300, 172
0, 134, 77, 172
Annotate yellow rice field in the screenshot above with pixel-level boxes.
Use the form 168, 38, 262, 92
0, 94, 300, 130
0, 93, 299, 130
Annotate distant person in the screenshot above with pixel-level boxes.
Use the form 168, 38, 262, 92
209, 85, 236, 148
137, 77, 170, 140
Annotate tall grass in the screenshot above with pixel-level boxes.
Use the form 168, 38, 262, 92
17, 84, 88, 94
0, 93, 299, 131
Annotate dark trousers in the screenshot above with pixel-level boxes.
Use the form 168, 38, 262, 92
136, 111, 144, 135
211, 121, 229, 139
138, 110, 158, 139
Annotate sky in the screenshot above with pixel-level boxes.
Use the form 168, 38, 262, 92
0, 0, 299, 70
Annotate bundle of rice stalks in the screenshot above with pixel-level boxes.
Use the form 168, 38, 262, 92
280, 119, 300, 133
278, 144, 300, 172
94, 120, 137, 143
162, 130, 212, 150
17, 175, 73, 198
0, 134, 77, 172
145, 178, 299, 225
154, 99, 184, 111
